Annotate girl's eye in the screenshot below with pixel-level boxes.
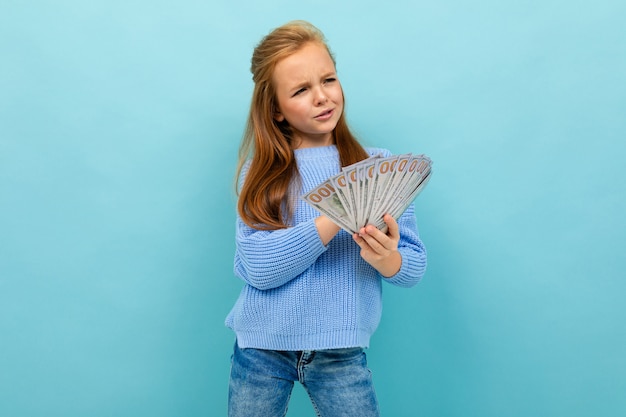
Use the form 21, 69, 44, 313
293, 88, 306, 97
324, 78, 336, 83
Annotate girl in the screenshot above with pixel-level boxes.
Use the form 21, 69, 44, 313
226, 20, 427, 417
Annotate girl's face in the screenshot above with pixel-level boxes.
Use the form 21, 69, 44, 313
272, 42, 344, 149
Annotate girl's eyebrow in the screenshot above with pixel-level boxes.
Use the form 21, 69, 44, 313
288, 81, 310, 94
285, 70, 338, 94
290, 71, 337, 88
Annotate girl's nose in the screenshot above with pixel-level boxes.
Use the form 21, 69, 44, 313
315, 89, 328, 105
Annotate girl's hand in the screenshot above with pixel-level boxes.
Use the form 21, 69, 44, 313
315, 215, 341, 246
353, 214, 402, 277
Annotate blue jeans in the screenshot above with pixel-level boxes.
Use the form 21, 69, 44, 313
228, 342, 380, 417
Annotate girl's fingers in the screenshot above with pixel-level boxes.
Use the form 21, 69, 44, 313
359, 232, 385, 253
356, 226, 391, 253
383, 214, 400, 242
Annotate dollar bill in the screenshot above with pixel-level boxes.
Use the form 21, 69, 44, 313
301, 153, 432, 233
301, 179, 357, 233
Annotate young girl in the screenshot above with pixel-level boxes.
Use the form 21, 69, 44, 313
226, 20, 427, 417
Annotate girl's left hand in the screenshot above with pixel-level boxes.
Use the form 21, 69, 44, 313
353, 214, 402, 277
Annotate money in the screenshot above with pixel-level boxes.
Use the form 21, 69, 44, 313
302, 153, 432, 234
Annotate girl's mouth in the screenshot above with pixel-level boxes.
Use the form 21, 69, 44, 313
314, 109, 334, 120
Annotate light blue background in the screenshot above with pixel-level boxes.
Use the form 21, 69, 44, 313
1, 1, 625, 416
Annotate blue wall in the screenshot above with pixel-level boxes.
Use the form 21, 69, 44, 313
1, 1, 625, 416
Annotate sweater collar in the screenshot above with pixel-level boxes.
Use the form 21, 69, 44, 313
293, 145, 338, 160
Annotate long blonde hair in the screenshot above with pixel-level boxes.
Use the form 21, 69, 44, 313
236, 20, 368, 230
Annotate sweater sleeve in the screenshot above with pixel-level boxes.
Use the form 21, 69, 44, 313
382, 203, 427, 287
233, 216, 328, 290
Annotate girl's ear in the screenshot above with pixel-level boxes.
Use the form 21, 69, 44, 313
273, 110, 285, 122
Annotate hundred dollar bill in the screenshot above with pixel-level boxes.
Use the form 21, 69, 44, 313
302, 152, 433, 233
356, 162, 374, 228
341, 154, 381, 229
329, 171, 358, 232
383, 155, 431, 221
344, 166, 360, 231
372, 155, 431, 230
301, 179, 356, 233
367, 155, 400, 227
374, 153, 414, 219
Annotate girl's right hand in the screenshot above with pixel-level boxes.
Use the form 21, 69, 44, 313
314, 215, 341, 246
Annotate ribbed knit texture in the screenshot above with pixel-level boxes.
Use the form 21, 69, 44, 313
225, 145, 427, 350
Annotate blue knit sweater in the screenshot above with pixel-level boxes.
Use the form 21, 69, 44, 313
225, 145, 427, 351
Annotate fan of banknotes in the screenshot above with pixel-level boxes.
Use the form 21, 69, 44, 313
302, 153, 432, 234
